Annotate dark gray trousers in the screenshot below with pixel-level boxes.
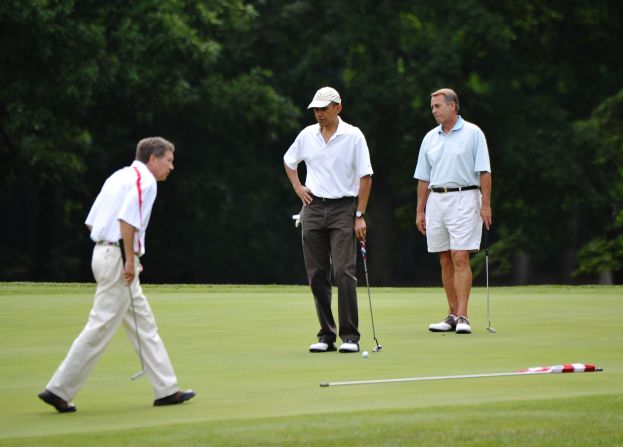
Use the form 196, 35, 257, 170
301, 197, 359, 343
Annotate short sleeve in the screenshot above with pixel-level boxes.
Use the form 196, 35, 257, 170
414, 134, 431, 181
473, 128, 491, 173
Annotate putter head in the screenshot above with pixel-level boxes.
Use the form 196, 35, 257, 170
131, 370, 146, 381
372, 344, 383, 352
487, 327, 497, 333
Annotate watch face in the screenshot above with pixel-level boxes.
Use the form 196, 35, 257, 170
356, 211, 363, 218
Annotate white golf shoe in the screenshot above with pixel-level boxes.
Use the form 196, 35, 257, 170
428, 315, 457, 332
309, 341, 337, 353
338, 340, 360, 353
455, 316, 472, 334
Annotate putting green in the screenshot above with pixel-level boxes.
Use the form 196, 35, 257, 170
0, 283, 621, 446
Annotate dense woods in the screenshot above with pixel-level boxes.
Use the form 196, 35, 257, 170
1, 0, 621, 285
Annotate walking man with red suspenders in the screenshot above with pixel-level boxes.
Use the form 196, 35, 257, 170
38, 137, 195, 412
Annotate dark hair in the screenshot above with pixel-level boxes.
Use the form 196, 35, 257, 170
135, 137, 175, 163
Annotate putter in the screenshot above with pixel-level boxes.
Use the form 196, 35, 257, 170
359, 240, 383, 352
119, 240, 147, 380
484, 228, 496, 333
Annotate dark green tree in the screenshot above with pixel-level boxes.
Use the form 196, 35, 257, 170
572, 89, 623, 283
0, 0, 300, 282
2, 0, 621, 284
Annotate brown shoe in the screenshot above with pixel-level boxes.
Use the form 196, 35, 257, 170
153, 389, 196, 406
38, 389, 76, 413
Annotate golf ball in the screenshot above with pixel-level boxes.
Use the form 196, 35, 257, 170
362, 351, 369, 358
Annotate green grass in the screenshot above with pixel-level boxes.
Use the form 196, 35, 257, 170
0, 283, 621, 446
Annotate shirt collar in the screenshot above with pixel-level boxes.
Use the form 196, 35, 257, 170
436, 115, 464, 134
316, 116, 345, 136
131, 159, 156, 182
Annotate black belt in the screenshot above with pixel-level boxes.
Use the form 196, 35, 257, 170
431, 185, 479, 193
311, 195, 356, 202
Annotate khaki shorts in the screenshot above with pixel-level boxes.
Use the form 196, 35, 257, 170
425, 189, 483, 252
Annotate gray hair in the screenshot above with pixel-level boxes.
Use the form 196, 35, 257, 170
431, 88, 459, 111
135, 137, 175, 163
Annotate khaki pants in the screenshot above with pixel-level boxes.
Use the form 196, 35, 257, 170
301, 197, 359, 343
46, 244, 179, 401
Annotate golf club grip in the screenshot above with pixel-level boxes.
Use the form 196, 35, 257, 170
118, 239, 127, 264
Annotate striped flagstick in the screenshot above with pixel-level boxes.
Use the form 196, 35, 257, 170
517, 363, 601, 374
320, 363, 603, 387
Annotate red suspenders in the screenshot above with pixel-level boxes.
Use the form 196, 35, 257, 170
132, 167, 143, 254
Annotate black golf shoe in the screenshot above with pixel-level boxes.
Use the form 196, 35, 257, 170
38, 389, 76, 413
154, 389, 196, 406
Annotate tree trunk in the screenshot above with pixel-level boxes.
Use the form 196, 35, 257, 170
598, 270, 613, 285
513, 252, 531, 285
368, 178, 394, 285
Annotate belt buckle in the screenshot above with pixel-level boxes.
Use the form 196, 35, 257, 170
442, 186, 448, 193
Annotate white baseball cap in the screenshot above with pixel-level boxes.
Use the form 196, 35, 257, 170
307, 87, 341, 109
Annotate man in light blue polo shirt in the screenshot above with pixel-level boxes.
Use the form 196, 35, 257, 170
414, 88, 492, 334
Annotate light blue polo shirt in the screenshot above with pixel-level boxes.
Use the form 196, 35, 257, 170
414, 116, 491, 188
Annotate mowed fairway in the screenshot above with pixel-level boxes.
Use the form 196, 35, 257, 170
0, 283, 621, 446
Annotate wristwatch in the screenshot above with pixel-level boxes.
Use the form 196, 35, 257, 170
355, 210, 365, 218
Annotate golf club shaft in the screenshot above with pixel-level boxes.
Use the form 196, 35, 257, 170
360, 241, 381, 350
128, 287, 145, 371
486, 244, 490, 325
484, 227, 494, 331
363, 257, 378, 343
119, 240, 146, 378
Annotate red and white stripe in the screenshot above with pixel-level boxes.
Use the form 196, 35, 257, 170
132, 167, 143, 254
518, 363, 599, 374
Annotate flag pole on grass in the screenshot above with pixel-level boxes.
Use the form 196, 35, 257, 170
320, 363, 603, 387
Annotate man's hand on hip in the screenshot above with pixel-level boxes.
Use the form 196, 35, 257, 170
295, 185, 313, 206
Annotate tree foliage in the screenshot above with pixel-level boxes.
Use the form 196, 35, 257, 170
572, 89, 623, 279
1, 0, 621, 284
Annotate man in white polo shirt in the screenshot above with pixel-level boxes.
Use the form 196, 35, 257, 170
284, 86, 373, 353
414, 89, 492, 334
38, 137, 195, 413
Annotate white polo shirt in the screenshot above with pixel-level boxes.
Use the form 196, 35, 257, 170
85, 160, 157, 256
284, 116, 373, 198
414, 116, 491, 188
